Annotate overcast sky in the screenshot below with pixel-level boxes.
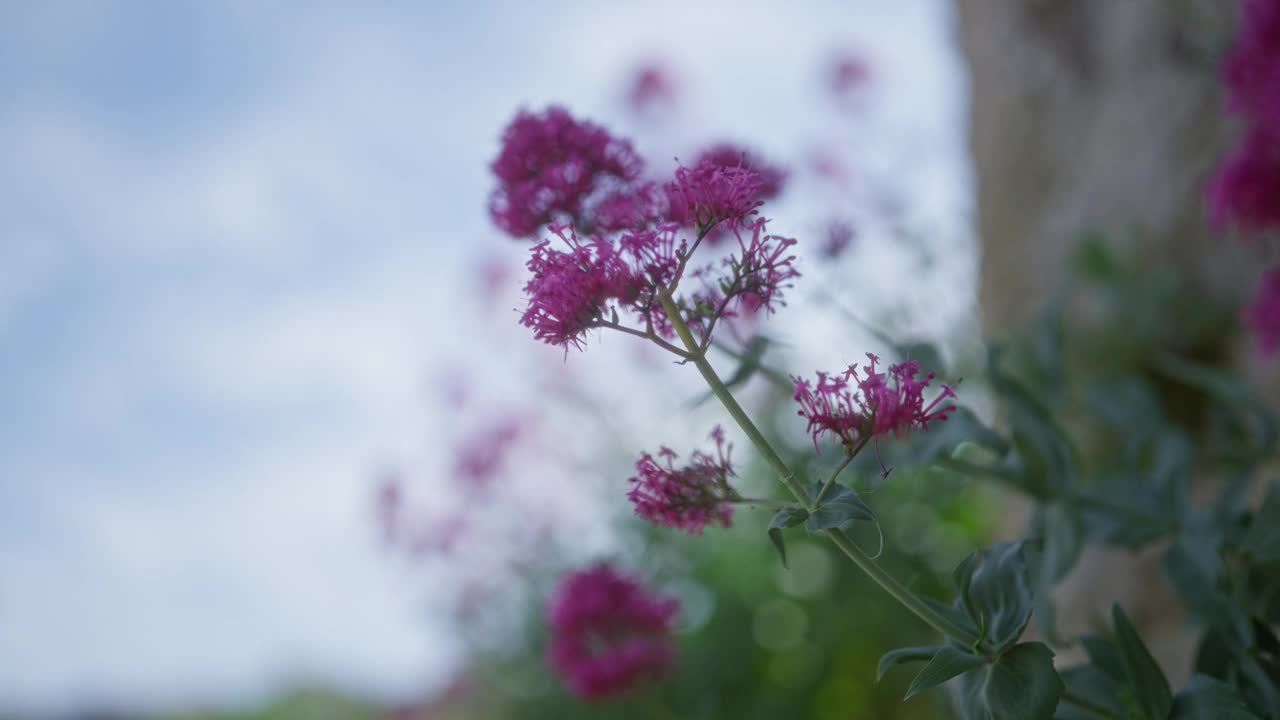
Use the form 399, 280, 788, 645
0, 2, 972, 715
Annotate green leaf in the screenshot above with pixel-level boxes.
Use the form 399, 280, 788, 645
953, 551, 981, 635
1171, 675, 1260, 719
804, 485, 875, 532
1080, 634, 1126, 684
1029, 503, 1082, 643
1162, 536, 1232, 627
955, 542, 1034, 653
988, 347, 1076, 499
1238, 654, 1280, 719
956, 642, 1063, 720
1026, 292, 1065, 390
1083, 376, 1165, 436
918, 594, 982, 641
1112, 604, 1173, 719
767, 506, 808, 568
1057, 664, 1126, 719
917, 406, 1010, 462
1151, 354, 1278, 463
904, 646, 987, 700
877, 645, 941, 682
1242, 482, 1280, 565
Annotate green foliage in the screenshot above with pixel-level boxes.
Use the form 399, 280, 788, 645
768, 505, 808, 568
1170, 675, 1261, 719
1112, 604, 1174, 719
804, 484, 875, 533
903, 646, 987, 700
933, 244, 1280, 720
953, 542, 1035, 654
954, 642, 1062, 720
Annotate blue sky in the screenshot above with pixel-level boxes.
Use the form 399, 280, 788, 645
0, 1, 972, 715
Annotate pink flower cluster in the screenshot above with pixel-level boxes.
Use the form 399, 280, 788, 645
1210, 0, 1280, 357
490, 107, 644, 237
520, 225, 652, 349
666, 158, 766, 233
821, 220, 856, 259
828, 53, 871, 100
625, 63, 678, 116
1245, 267, 1280, 354
721, 218, 800, 314
453, 417, 523, 492
627, 426, 738, 534
792, 353, 956, 453
494, 108, 801, 351
546, 563, 679, 700
693, 143, 787, 202
1210, 0, 1280, 233
1225, 0, 1280, 127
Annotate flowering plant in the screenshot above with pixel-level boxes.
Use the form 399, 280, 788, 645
459, 4, 1280, 715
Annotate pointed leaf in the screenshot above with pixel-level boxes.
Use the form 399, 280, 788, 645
956, 642, 1063, 720
1243, 482, 1280, 565
1030, 503, 1082, 643
919, 594, 982, 642
1171, 675, 1260, 719
988, 347, 1076, 498
877, 645, 941, 682
1080, 634, 1126, 683
1112, 604, 1173, 719
767, 506, 808, 568
954, 551, 981, 630
904, 646, 987, 700
1057, 664, 1126, 719
956, 542, 1034, 652
1162, 537, 1232, 627
805, 485, 875, 532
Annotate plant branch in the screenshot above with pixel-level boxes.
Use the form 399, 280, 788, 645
655, 289, 983, 648
594, 319, 692, 359
815, 450, 857, 504
825, 528, 982, 646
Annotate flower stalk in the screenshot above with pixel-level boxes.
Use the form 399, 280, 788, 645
654, 288, 983, 648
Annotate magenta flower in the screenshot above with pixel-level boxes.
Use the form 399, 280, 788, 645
547, 563, 679, 700
728, 217, 800, 313
374, 472, 402, 544
625, 63, 678, 116
793, 353, 956, 454
490, 107, 644, 237
693, 143, 787, 201
520, 225, 642, 349
666, 158, 765, 233
828, 53, 871, 100
1224, 0, 1280, 130
627, 426, 738, 534
453, 417, 523, 493
821, 221, 856, 259
590, 181, 671, 232
1245, 266, 1280, 355
1209, 126, 1280, 233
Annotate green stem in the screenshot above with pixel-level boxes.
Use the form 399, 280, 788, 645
728, 497, 788, 508
1060, 689, 1123, 719
816, 451, 857, 504
825, 528, 980, 645
658, 291, 812, 510
654, 290, 981, 647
